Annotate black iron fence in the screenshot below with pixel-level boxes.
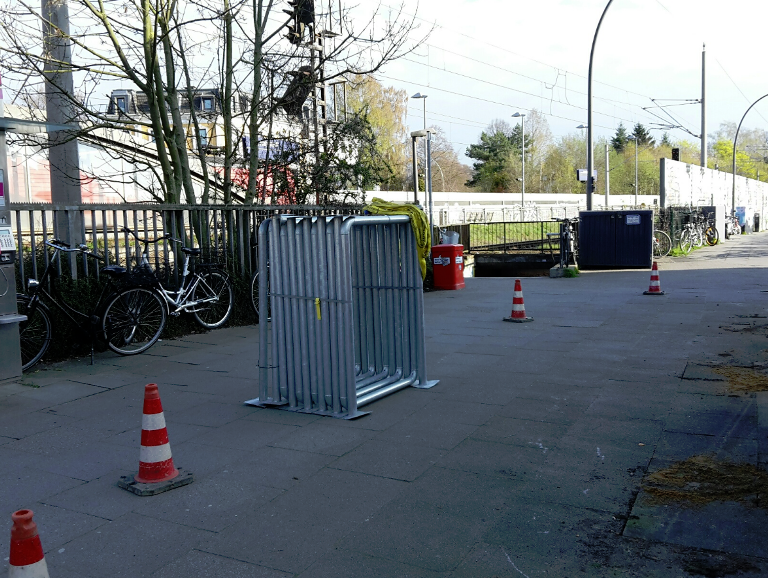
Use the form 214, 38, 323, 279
440, 221, 562, 255
9, 203, 363, 286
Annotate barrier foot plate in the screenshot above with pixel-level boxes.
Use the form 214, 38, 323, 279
244, 397, 289, 408
117, 469, 194, 497
413, 379, 439, 389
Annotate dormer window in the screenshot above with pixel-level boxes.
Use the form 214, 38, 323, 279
202, 97, 213, 111
116, 97, 127, 112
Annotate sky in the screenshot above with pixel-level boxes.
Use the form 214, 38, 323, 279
368, 0, 768, 163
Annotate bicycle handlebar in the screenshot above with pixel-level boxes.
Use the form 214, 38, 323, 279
120, 226, 171, 244
45, 240, 105, 261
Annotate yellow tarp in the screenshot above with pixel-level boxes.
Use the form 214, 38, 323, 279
362, 198, 430, 279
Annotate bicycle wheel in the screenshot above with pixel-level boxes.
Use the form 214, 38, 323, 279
705, 226, 719, 246
653, 230, 672, 257
679, 229, 693, 254
694, 227, 705, 248
17, 296, 52, 371
102, 287, 166, 355
191, 270, 233, 329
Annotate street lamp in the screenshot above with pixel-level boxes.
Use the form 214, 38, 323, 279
512, 112, 526, 218
731, 93, 768, 214
587, 0, 616, 210
411, 93, 430, 224
627, 135, 639, 207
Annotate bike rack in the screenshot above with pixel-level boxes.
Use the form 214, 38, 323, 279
245, 215, 438, 419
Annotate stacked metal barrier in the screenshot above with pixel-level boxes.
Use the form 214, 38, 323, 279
245, 215, 437, 419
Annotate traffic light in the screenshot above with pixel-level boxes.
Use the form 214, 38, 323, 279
284, 0, 315, 45
671, 148, 680, 161
277, 66, 315, 117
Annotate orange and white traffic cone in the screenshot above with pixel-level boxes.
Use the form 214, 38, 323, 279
118, 383, 193, 496
503, 279, 534, 323
9, 510, 49, 578
643, 261, 665, 295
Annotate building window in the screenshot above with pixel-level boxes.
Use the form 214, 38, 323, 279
116, 97, 126, 112
198, 128, 208, 149
202, 97, 213, 111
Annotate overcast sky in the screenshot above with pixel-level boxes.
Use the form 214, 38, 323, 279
372, 0, 768, 162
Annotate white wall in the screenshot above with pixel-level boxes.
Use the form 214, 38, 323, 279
661, 158, 768, 227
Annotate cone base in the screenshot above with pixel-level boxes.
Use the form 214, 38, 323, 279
643, 291, 665, 295
118, 468, 194, 496
503, 316, 534, 323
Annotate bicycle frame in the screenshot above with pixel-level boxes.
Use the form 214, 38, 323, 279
135, 240, 223, 316
24, 244, 115, 361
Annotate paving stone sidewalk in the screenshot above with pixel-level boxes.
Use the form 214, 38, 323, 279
2, 233, 768, 577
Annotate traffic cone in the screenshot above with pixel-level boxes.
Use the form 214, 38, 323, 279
643, 261, 665, 295
503, 279, 534, 323
9, 510, 49, 578
117, 383, 193, 496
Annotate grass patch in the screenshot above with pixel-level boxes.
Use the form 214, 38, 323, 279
562, 267, 580, 278
711, 365, 768, 393
642, 455, 768, 509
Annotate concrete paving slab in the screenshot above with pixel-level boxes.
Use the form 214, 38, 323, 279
21, 503, 108, 553
0, 466, 83, 514
437, 438, 549, 480
151, 550, 291, 578
190, 418, 298, 452
14, 381, 105, 405
46, 512, 213, 578
654, 430, 759, 464
299, 549, 444, 578
198, 468, 407, 575
469, 416, 568, 451
130, 470, 283, 532
374, 411, 479, 450
329, 439, 445, 481
269, 420, 375, 456
0, 409, 83, 439
40, 468, 138, 520
625, 491, 768, 558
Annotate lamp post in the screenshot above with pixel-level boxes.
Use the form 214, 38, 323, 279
512, 112, 526, 218
731, 93, 768, 214
587, 0, 615, 211
411, 92, 429, 212
627, 135, 639, 207
410, 130, 427, 204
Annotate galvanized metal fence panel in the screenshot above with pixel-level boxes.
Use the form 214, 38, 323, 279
247, 215, 438, 419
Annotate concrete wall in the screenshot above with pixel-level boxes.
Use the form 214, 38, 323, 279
660, 158, 768, 229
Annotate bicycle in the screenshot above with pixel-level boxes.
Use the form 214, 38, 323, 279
122, 227, 234, 330
725, 213, 741, 239
17, 240, 166, 371
703, 212, 719, 246
249, 261, 270, 323
652, 230, 672, 257
552, 217, 578, 268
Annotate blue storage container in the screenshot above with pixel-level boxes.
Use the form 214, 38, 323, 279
578, 210, 653, 269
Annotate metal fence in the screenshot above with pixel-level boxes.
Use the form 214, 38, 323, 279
441, 221, 561, 255
247, 215, 438, 419
9, 203, 363, 286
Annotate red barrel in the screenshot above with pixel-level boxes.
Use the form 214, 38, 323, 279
431, 244, 465, 290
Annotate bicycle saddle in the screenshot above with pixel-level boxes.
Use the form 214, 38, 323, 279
101, 265, 127, 277
181, 247, 202, 256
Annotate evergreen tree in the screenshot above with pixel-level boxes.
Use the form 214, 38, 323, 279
632, 123, 655, 147
465, 128, 514, 191
611, 123, 629, 153
660, 132, 672, 147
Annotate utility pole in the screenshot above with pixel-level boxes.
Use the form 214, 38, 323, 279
605, 144, 609, 208
701, 43, 707, 168
42, 0, 82, 239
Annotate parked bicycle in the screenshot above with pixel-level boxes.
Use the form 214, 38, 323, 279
122, 227, 233, 330
725, 213, 741, 238
703, 212, 719, 246
652, 230, 672, 257
17, 240, 166, 371
552, 217, 578, 268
